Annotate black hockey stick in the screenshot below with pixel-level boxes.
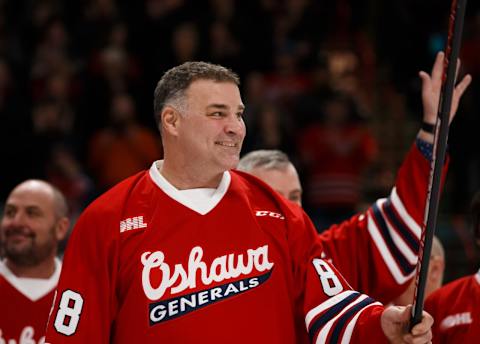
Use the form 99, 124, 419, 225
410, 0, 468, 328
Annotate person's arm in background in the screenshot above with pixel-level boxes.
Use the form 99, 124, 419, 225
319, 51, 471, 303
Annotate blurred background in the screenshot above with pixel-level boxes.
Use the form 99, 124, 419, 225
1, 0, 479, 283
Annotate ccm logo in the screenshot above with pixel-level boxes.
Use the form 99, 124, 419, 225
255, 210, 285, 220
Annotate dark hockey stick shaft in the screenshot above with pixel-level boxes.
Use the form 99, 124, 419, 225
410, 0, 468, 328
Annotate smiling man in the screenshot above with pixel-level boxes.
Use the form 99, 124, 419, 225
43, 60, 468, 344
0, 180, 69, 343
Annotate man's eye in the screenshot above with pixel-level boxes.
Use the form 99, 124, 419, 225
4, 208, 15, 217
27, 209, 41, 217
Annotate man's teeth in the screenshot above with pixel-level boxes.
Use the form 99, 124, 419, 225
216, 142, 236, 147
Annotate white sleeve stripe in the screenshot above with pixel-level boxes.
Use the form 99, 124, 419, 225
380, 200, 418, 265
305, 291, 358, 329
391, 187, 421, 238
382, 198, 421, 256
315, 295, 370, 344
367, 211, 413, 284
340, 302, 382, 344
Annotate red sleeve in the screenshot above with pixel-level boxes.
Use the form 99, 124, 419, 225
45, 205, 119, 343
319, 143, 449, 303
284, 206, 388, 343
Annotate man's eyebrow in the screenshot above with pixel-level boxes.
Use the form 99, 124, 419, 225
3, 203, 43, 213
25, 205, 43, 211
206, 104, 228, 110
206, 104, 245, 111
3, 203, 15, 210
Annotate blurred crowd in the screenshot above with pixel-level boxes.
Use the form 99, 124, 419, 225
1, 0, 480, 281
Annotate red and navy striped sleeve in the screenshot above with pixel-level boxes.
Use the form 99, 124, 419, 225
303, 257, 387, 343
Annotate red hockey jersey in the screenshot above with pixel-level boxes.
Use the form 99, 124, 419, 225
0, 259, 61, 343
45, 144, 435, 343
424, 269, 480, 343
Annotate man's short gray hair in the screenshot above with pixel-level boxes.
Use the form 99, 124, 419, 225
237, 150, 291, 172
153, 61, 240, 127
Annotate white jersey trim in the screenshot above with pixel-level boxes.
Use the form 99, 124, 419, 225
391, 187, 421, 238
149, 160, 231, 215
0, 258, 61, 301
475, 269, 480, 286
366, 186, 421, 285
315, 294, 369, 343
367, 210, 414, 284
379, 198, 418, 265
340, 302, 381, 344
305, 290, 357, 328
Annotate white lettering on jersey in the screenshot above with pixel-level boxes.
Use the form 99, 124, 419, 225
120, 216, 148, 233
255, 210, 285, 220
141, 245, 274, 301
0, 326, 45, 344
440, 312, 472, 330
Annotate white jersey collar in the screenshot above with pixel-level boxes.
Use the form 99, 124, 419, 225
475, 269, 480, 286
149, 160, 231, 215
0, 258, 61, 302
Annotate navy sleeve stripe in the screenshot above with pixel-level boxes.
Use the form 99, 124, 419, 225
329, 297, 376, 343
383, 199, 419, 252
308, 292, 361, 342
371, 202, 416, 276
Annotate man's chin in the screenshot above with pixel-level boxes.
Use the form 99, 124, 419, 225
5, 252, 37, 266
223, 158, 240, 171
5, 242, 31, 254
5, 241, 36, 260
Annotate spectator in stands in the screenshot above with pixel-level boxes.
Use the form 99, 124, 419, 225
297, 92, 378, 230
88, 92, 162, 191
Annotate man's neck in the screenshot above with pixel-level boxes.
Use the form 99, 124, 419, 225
160, 159, 224, 190
6, 257, 57, 279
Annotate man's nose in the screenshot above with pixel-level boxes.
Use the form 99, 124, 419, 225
225, 114, 245, 136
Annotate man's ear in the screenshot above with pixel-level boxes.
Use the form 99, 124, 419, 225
55, 217, 70, 241
162, 106, 181, 136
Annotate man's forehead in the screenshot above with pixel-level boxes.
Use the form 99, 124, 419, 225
252, 166, 302, 190
186, 79, 242, 103
7, 183, 55, 209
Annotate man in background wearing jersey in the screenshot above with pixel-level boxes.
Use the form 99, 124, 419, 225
0, 180, 70, 343
46, 58, 469, 343
425, 191, 480, 343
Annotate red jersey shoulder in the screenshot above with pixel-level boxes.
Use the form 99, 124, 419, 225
230, 170, 305, 221
87, 170, 150, 214
426, 274, 479, 342
427, 275, 472, 304
71, 170, 153, 238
